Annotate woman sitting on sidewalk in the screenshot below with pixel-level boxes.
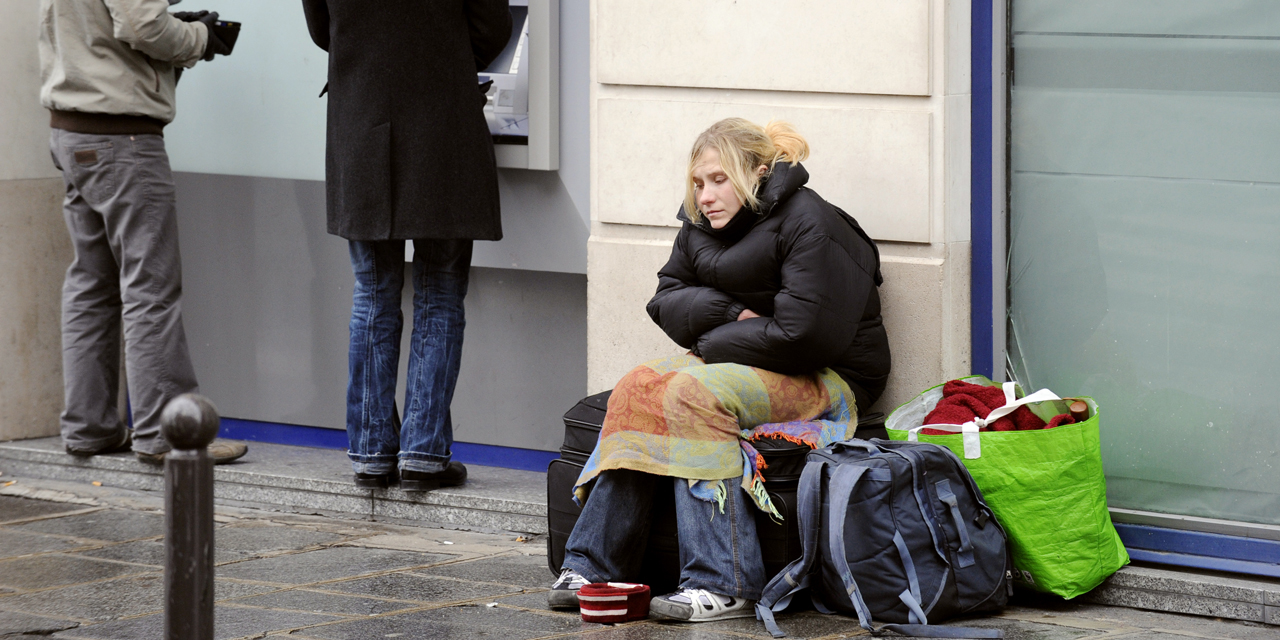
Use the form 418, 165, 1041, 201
549, 118, 890, 622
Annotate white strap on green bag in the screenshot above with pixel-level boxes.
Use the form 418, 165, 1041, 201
906, 382, 1061, 459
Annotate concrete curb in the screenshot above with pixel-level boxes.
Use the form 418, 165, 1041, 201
0, 438, 547, 535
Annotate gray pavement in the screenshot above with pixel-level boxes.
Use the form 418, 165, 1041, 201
0, 477, 1277, 639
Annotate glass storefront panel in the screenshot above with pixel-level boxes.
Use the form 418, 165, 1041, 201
1008, 1, 1280, 525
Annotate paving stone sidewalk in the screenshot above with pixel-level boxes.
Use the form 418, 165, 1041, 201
0, 480, 1275, 640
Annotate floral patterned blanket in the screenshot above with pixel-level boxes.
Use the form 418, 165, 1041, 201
573, 354, 857, 518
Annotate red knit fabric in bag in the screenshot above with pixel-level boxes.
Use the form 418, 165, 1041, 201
578, 582, 650, 623
921, 380, 1073, 435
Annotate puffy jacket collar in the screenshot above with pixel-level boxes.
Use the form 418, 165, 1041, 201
676, 161, 811, 229
756, 161, 808, 218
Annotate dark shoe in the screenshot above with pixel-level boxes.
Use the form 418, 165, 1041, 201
547, 568, 588, 609
136, 439, 248, 465
400, 461, 467, 491
354, 470, 398, 489
66, 432, 132, 457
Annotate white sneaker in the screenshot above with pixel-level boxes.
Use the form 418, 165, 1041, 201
649, 587, 755, 622
548, 568, 589, 609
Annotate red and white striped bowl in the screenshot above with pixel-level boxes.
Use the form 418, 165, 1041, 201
577, 582, 650, 623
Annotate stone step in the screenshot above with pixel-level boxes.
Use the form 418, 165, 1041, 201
1085, 563, 1280, 626
0, 437, 548, 535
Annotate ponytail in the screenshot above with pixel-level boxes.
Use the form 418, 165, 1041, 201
763, 120, 809, 166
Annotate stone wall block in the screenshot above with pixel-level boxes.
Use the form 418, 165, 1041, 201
595, 98, 932, 243
0, 178, 71, 440
942, 241, 972, 380
875, 257, 946, 413
586, 237, 684, 392
596, 0, 931, 96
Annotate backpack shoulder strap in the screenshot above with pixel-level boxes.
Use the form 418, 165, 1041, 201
879, 624, 1005, 638
755, 459, 828, 638
824, 462, 879, 632
886, 444, 952, 567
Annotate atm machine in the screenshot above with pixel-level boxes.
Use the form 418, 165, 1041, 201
480, 0, 559, 171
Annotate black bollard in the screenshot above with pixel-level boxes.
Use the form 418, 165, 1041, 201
160, 393, 219, 640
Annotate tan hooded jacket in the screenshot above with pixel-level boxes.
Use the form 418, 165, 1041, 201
39, 0, 209, 128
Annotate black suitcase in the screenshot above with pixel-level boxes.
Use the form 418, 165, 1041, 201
547, 390, 885, 589
561, 390, 610, 453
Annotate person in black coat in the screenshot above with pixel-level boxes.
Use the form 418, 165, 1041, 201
301, 1, 512, 491
548, 118, 890, 621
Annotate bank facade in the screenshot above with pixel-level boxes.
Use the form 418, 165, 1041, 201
1, 1, 1275, 577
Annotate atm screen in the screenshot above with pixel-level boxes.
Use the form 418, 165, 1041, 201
484, 6, 529, 75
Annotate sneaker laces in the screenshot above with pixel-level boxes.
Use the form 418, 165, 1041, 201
666, 587, 729, 608
553, 568, 588, 589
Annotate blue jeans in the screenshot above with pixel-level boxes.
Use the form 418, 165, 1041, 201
346, 239, 473, 475
563, 469, 766, 600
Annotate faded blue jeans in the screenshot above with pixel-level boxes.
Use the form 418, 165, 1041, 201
563, 469, 766, 599
346, 239, 472, 475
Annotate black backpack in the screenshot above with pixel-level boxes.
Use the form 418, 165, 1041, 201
756, 439, 1011, 638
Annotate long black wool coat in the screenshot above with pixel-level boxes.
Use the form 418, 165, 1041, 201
646, 162, 892, 411
301, 0, 511, 241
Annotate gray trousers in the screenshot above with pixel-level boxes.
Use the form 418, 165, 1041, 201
50, 129, 198, 456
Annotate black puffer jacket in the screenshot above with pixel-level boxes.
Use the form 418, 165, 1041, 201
646, 162, 891, 410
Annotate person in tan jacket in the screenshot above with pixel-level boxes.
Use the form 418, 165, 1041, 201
39, 0, 245, 464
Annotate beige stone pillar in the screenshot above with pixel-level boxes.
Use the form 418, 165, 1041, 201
0, 0, 72, 441
587, 0, 974, 413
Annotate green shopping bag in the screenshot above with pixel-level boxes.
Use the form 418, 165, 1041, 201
886, 376, 1128, 599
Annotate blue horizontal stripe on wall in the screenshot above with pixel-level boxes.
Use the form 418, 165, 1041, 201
218, 418, 349, 449
1115, 523, 1280, 579
217, 417, 559, 473
450, 441, 559, 473
1125, 548, 1280, 579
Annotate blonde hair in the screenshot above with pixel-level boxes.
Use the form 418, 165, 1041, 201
683, 118, 810, 224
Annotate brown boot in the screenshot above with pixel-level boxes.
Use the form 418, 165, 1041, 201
136, 440, 248, 465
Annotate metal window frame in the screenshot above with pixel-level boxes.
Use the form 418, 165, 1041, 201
970, 0, 1006, 381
